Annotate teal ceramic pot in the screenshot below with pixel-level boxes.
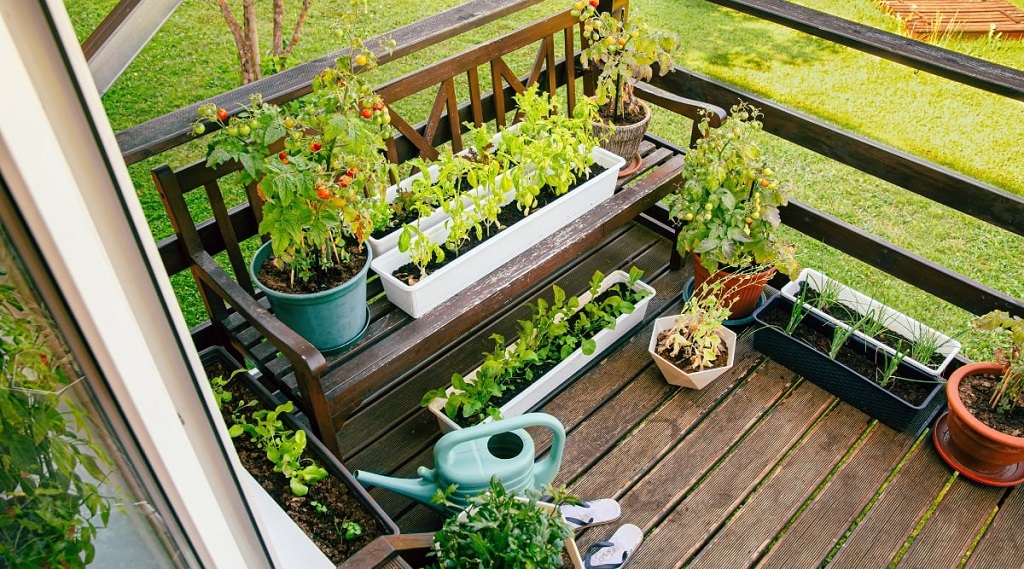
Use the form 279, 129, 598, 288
250, 241, 370, 352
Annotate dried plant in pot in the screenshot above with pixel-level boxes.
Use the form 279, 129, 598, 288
649, 279, 737, 389
574, 1, 679, 173
665, 103, 800, 319
934, 310, 1024, 486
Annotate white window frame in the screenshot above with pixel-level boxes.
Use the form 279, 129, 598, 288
0, 1, 280, 566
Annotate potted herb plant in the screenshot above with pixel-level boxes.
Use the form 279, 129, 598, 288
934, 310, 1024, 486
424, 268, 654, 431
575, 1, 680, 174
429, 478, 584, 568
666, 102, 800, 319
200, 19, 394, 351
751, 291, 945, 435
649, 280, 737, 389
0, 267, 113, 568
201, 347, 399, 564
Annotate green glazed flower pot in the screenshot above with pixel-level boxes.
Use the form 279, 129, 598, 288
250, 241, 370, 352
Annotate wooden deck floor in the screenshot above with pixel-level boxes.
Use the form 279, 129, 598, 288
337, 222, 1024, 568
881, 0, 1024, 39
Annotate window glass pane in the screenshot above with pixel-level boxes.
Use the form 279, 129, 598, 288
0, 224, 184, 568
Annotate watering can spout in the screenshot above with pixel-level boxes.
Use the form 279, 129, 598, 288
354, 467, 438, 506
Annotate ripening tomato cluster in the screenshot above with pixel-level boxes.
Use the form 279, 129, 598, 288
360, 97, 391, 125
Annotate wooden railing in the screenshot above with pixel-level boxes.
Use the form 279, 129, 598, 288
124, 0, 1023, 338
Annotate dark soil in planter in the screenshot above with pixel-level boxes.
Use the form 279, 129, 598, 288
257, 242, 367, 295
799, 285, 946, 369
451, 281, 635, 428
759, 302, 935, 406
653, 328, 731, 373
958, 372, 1024, 437
206, 359, 381, 564
598, 102, 646, 126
392, 165, 607, 284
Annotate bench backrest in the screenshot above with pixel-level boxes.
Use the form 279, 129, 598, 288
153, 6, 601, 325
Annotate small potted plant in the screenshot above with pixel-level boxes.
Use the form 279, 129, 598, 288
199, 20, 395, 351
429, 477, 584, 568
665, 102, 800, 319
649, 280, 737, 389
574, 1, 680, 173
934, 310, 1024, 487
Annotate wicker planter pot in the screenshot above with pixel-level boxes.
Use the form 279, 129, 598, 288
591, 101, 651, 176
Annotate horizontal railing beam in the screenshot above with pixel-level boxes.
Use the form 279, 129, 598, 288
115, 0, 546, 165
703, 0, 1024, 101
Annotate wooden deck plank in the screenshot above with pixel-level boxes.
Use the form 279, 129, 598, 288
688, 401, 871, 569
825, 440, 952, 568
896, 474, 1005, 569
574, 360, 798, 544
626, 380, 835, 568
756, 423, 917, 568
964, 486, 1024, 568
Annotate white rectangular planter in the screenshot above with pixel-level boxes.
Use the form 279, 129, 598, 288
780, 268, 960, 375
372, 146, 625, 318
368, 164, 444, 257
428, 270, 654, 432
368, 127, 515, 257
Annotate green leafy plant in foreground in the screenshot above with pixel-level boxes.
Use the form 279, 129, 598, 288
429, 477, 576, 569
0, 268, 113, 568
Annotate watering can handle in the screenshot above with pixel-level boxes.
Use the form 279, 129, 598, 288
434, 413, 566, 477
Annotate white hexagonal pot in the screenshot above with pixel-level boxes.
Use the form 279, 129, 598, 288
648, 315, 736, 389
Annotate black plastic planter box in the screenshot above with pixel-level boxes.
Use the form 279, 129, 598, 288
199, 347, 400, 540
751, 295, 946, 435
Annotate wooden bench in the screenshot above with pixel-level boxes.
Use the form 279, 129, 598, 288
152, 0, 724, 457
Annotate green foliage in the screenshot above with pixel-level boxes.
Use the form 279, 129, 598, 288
220, 388, 328, 497
399, 85, 599, 277
971, 311, 1024, 412
666, 102, 799, 279
576, 2, 679, 123
0, 268, 113, 568
429, 477, 575, 569
422, 268, 651, 425
200, 4, 395, 286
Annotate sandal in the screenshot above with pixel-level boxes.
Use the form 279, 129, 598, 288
584, 523, 643, 569
560, 498, 622, 531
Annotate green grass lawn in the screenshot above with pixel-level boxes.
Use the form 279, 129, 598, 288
64, 0, 1022, 358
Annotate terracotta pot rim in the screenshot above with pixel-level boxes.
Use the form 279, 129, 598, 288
947, 361, 1024, 446
691, 253, 776, 281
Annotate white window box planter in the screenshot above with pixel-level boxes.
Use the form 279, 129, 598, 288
780, 268, 960, 376
427, 270, 654, 432
371, 146, 625, 318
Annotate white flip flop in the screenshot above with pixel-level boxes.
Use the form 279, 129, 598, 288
583, 523, 643, 569
560, 498, 622, 531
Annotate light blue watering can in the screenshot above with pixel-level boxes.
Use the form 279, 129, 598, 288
355, 413, 565, 510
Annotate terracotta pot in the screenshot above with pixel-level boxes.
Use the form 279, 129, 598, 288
591, 101, 650, 176
691, 254, 775, 319
934, 362, 1024, 487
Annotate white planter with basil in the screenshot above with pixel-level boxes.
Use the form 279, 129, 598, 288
372, 147, 625, 318
780, 268, 960, 375
427, 270, 654, 432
